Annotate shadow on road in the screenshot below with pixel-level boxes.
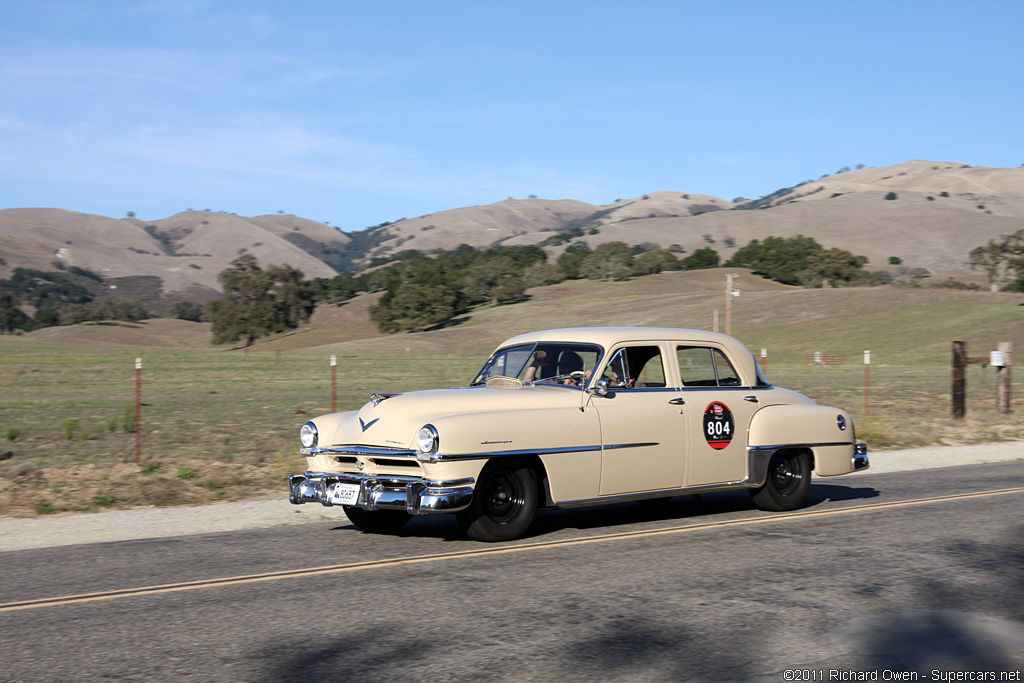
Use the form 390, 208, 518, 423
323, 481, 881, 545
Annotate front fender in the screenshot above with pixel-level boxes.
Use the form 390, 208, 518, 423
430, 405, 601, 458
430, 404, 603, 503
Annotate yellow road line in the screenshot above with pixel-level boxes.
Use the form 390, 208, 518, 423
3, 486, 1023, 613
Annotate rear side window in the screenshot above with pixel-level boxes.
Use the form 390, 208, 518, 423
677, 346, 743, 387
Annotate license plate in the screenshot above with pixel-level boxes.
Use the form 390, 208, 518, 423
326, 482, 360, 506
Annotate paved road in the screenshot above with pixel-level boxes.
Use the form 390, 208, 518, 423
2, 456, 1023, 681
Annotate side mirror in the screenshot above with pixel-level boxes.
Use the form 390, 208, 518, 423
590, 377, 611, 397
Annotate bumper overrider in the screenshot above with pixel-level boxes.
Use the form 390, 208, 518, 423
853, 442, 869, 471
288, 471, 475, 514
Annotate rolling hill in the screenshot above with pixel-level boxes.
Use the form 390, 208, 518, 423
2, 160, 1023, 299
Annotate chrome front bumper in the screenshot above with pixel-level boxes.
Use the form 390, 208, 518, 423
287, 471, 475, 514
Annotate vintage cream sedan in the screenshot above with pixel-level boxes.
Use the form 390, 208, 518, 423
288, 327, 868, 541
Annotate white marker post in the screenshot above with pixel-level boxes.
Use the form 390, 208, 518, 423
330, 355, 338, 413
134, 357, 142, 466
864, 350, 871, 421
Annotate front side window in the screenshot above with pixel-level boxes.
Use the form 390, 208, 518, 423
473, 343, 602, 388
602, 346, 667, 389
677, 346, 743, 387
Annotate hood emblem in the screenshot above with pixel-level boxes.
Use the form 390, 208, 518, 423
359, 417, 380, 432
371, 393, 396, 407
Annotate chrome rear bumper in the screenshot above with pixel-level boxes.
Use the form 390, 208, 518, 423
287, 471, 474, 514
853, 442, 869, 471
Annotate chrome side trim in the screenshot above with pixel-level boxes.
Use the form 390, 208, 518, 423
431, 444, 601, 462
602, 442, 659, 451
748, 441, 854, 452
430, 441, 658, 462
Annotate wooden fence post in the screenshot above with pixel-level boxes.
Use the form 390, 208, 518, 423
952, 341, 966, 419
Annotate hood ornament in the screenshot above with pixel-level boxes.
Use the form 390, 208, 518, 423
359, 417, 380, 432
370, 393, 397, 407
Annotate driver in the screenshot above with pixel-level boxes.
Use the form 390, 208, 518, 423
523, 347, 558, 383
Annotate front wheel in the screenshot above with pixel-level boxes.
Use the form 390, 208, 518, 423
749, 451, 811, 512
343, 506, 411, 533
457, 458, 538, 542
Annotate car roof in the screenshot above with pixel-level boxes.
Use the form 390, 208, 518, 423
495, 327, 760, 385
499, 327, 737, 347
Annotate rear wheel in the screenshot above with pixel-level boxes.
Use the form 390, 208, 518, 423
343, 506, 411, 533
749, 450, 811, 511
457, 458, 538, 542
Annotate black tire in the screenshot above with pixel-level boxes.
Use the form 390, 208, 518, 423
457, 458, 538, 542
343, 506, 411, 533
749, 450, 811, 512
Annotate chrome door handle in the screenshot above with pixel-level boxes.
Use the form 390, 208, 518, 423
668, 398, 685, 405
744, 395, 759, 403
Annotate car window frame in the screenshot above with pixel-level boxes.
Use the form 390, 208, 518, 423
600, 343, 675, 392
676, 344, 751, 390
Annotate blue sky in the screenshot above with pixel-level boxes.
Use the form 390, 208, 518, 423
1, 0, 1022, 231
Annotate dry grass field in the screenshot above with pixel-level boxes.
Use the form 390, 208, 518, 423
2, 268, 1023, 518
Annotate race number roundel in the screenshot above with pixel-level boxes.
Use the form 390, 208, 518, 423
703, 401, 734, 450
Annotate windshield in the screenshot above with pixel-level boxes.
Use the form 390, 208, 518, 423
472, 343, 603, 388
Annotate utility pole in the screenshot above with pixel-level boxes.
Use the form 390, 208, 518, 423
725, 273, 739, 336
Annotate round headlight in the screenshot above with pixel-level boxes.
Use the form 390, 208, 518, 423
416, 424, 439, 460
300, 421, 318, 449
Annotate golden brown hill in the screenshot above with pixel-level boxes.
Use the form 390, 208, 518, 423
3, 160, 1023, 294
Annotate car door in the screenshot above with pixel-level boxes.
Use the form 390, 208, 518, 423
676, 344, 761, 487
594, 343, 687, 495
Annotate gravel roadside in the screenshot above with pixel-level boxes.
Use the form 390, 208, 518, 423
1, 441, 1021, 552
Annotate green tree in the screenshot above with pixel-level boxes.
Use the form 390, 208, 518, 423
581, 241, 635, 281
521, 262, 565, 288
0, 289, 29, 333
798, 248, 874, 288
557, 244, 591, 279
726, 236, 821, 284
634, 249, 682, 275
168, 301, 205, 322
462, 257, 526, 306
369, 284, 456, 333
680, 247, 721, 271
969, 229, 1024, 292
206, 255, 315, 346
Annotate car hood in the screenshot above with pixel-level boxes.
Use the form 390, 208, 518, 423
325, 385, 584, 450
